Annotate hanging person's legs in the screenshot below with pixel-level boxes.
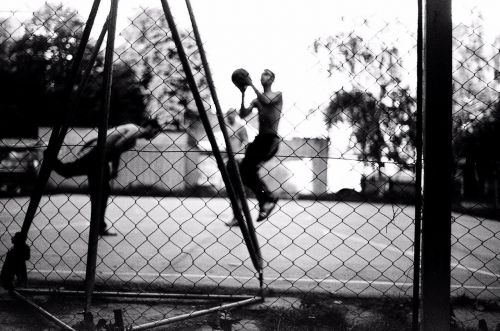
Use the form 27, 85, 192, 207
53, 150, 115, 235
239, 134, 280, 223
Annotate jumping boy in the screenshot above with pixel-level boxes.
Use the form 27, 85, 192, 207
228, 69, 282, 225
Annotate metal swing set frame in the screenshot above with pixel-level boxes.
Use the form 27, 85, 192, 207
1, 0, 265, 329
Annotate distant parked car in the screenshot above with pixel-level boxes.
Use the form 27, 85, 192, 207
0, 139, 42, 195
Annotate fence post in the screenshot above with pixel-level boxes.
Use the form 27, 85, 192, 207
311, 138, 329, 195
84, 0, 119, 312
421, 0, 452, 330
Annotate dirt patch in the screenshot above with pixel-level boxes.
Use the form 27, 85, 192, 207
1, 289, 499, 330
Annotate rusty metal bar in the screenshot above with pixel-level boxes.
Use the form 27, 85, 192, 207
17, 288, 256, 301
131, 297, 263, 330
421, 0, 453, 329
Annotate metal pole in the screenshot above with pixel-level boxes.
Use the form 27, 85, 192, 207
11, 290, 76, 331
19, 0, 102, 240
412, 0, 423, 329
421, 0, 452, 329
158, 0, 263, 273
17, 288, 257, 301
84, 0, 119, 313
131, 297, 263, 330
184, 0, 263, 269
77, 17, 109, 91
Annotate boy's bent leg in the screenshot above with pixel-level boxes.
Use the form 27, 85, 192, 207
255, 135, 280, 222
239, 156, 265, 204
53, 159, 78, 178
53, 154, 91, 178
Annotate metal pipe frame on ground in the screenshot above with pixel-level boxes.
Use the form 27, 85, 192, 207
131, 296, 264, 330
17, 288, 259, 301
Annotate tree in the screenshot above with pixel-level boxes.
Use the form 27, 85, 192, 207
120, 8, 211, 132
313, 27, 416, 171
454, 101, 500, 199
452, 9, 497, 140
0, 2, 148, 136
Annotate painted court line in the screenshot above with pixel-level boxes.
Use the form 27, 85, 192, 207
24, 225, 500, 280
331, 230, 500, 279
32, 269, 500, 292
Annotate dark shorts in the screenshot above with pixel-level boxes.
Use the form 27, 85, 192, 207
243, 133, 280, 165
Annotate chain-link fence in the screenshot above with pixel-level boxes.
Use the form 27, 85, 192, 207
0, 1, 499, 329
450, 4, 500, 329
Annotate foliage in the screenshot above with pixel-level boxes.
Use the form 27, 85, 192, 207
0, 2, 148, 137
314, 13, 499, 172
452, 10, 498, 140
313, 27, 416, 169
120, 8, 211, 131
325, 89, 415, 169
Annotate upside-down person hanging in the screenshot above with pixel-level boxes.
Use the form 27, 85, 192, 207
53, 119, 162, 236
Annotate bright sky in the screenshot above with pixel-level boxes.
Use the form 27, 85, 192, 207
2, 0, 498, 138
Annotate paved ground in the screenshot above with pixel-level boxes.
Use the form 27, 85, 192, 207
1, 195, 499, 299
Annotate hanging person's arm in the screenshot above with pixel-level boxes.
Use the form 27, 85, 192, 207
238, 74, 258, 118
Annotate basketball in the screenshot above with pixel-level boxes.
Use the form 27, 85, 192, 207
231, 68, 250, 92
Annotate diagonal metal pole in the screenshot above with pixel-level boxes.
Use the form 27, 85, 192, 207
11, 290, 76, 331
18, 0, 103, 241
184, 0, 263, 275
78, 17, 109, 92
84, 0, 119, 313
159, 0, 263, 273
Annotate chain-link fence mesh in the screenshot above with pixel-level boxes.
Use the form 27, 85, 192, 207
0, 1, 499, 329
450, 3, 500, 329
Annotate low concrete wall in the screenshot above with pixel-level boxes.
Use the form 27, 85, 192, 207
39, 128, 330, 197
41, 128, 188, 193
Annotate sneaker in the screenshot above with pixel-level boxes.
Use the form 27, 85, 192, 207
256, 198, 278, 222
225, 218, 239, 227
